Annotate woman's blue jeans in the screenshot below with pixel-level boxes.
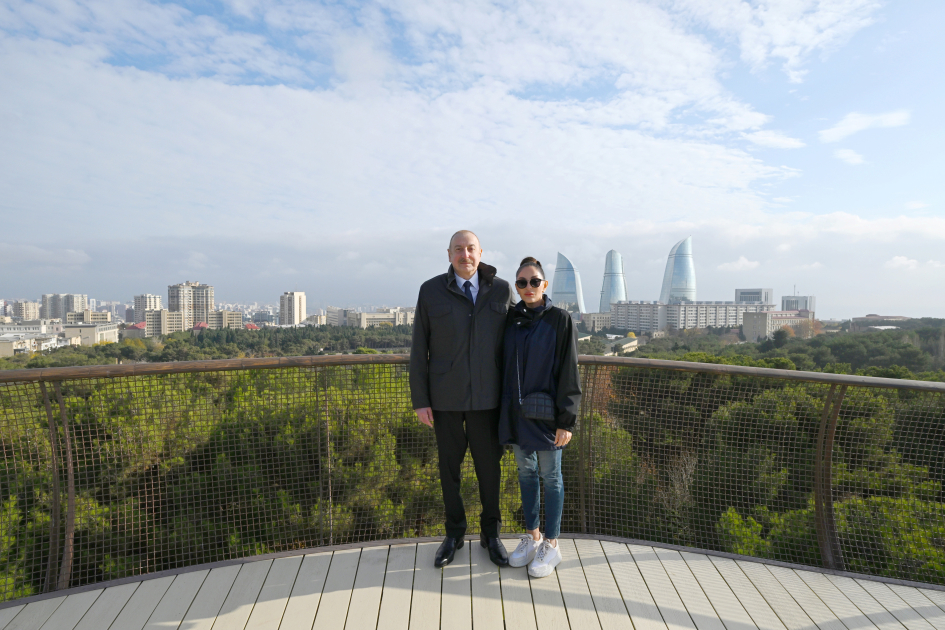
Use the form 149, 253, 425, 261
512, 444, 563, 540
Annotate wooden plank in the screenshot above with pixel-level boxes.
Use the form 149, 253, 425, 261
470, 541, 503, 630
344, 546, 389, 630
557, 538, 601, 629
528, 560, 568, 630
212, 560, 273, 630
575, 539, 632, 630
4, 597, 65, 630
72, 583, 139, 630
109, 576, 175, 630
824, 575, 905, 630
794, 570, 877, 630
764, 565, 846, 630
887, 585, 945, 630
918, 590, 945, 613
655, 548, 726, 630
855, 580, 934, 630
707, 557, 785, 630
377, 544, 417, 630
499, 539, 537, 630
37, 590, 101, 630
601, 542, 666, 630
679, 552, 756, 630
408, 543, 441, 630
440, 540, 471, 630
630, 545, 697, 630
177, 564, 241, 630
311, 549, 361, 630
142, 570, 210, 630
0, 605, 26, 630
244, 556, 303, 630
735, 561, 814, 630
279, 552, 332, 630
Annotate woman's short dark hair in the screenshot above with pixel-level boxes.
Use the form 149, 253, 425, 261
517, 257, 544, 278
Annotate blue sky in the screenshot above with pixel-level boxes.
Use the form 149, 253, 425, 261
1, 0, 942, 319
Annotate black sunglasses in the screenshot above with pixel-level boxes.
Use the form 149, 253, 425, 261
515, 277, 545, 289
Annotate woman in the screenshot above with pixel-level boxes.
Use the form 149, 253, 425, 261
499, 257, 581, 577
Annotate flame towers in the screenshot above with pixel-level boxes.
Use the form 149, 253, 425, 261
659, 236, 696, 303
552, 253, 587, 314
599, 250, 628, 313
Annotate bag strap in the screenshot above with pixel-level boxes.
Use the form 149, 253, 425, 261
516, 346, 523, 405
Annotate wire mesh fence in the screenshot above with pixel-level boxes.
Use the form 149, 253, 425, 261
2, 355, 945, 603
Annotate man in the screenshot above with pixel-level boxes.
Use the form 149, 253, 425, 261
410, 230, 515, 567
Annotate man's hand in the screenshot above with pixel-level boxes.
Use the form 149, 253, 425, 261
415, 407, 434, 428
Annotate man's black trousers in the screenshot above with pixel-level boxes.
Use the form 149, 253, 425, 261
432, 408, 503, 539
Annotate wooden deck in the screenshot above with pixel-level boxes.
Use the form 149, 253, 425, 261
3, 537, 945, 630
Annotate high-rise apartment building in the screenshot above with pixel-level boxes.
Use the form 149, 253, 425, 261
611, 301, 667, 333
659, 237, 697, 303
168, 281, 214, 329
782, 295, 816, 314
327, 306, 351, 327
133, 294, 163, 322
12, 302, 41, 320
735, 288, 774, 304
41, 294, 88, 319
279, 292, 307, 326
551, 253, 587, 314
599, 250, 628, 313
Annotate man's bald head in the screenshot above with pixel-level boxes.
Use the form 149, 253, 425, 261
449, 230, 480, 249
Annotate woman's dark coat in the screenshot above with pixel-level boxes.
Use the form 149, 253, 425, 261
498, 297, 582, 451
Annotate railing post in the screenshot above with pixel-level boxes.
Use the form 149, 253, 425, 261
53, 382, 76, 591
39, 382, 61, 593
577, 364, 591, 534
814, 384, 847, 571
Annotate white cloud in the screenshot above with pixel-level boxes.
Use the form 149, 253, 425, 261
834, 149, 865, 165
906, 201, 929, 210
0, 243, 91, 266
885, 256, 918, 270
798, 262, 823, 270
718, 256, 760, 271
772, 197, 794, 204
743, 130, 805, 149
819, 110, 911, 143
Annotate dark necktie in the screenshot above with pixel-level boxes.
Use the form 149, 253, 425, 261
463, 280, 474, 304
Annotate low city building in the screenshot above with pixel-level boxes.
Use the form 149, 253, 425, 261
121, 321, 148, 340
0, 319, 63, 335
144, 310, 185, 337
850, 314, 911, 332
66, 310, 112, 324
667, 301, 776, 330
583, 312, 612, 333
735, 288, 773, 304
743, 310, 815, 342
207, 310, 243, 330
605, 336, 642, 356
345, 308, 415, 328
63, 322, 120, 346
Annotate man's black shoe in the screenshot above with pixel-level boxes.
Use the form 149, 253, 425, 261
481, 535, 510, 567
434, 536, 464, 568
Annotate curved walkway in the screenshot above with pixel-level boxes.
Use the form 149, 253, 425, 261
2, 537, 945, 630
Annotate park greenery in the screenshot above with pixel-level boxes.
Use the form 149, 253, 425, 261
4, 321, 945, 600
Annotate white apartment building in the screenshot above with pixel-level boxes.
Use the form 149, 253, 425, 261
168, 281, 214, 329
327, 306, 351, 327
134, 294, 163, 322
144, 310, 185, 337
667, 301, 776, 330
63, 322, 120, 346
279, 292, 307, 326
0, 319, 63, 335
610, 302, 667, 333
41, 294, 88, 319
345, 309, 415, 328
207, 310, 243, 330
782, 295, 816, 312
743, 310, 815, 342
735, 289, 774, 304
66, 310, 112, 324
12, 302, 41, 320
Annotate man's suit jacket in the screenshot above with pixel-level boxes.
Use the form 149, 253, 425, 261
409, 263, 515, 411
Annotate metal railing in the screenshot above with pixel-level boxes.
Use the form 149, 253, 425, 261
2, 355, 945, 603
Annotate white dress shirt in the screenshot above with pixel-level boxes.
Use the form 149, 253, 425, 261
456, 269, 480, 304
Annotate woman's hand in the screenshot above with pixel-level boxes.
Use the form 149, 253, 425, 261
554, 429, 572, 447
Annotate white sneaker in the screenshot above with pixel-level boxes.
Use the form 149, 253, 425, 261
509, 535, 543, 568
528, 539, 561, 578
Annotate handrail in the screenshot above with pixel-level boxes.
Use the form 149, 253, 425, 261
3, 353, 945, 392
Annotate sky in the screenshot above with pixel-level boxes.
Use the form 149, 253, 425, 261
1, 0, 943, 319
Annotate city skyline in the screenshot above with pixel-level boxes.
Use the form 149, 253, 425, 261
2, 3, 943, 320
